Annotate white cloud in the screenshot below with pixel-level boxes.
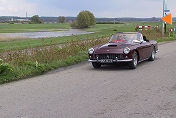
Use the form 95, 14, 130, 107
0, 0, 37, 17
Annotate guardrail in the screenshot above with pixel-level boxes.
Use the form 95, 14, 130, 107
136, 26, 151, 31
169, 28, 176, 37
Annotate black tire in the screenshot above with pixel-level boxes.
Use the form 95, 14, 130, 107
92, 62, 101, 69
129, 51, 138, 69
149, 47, 155, 61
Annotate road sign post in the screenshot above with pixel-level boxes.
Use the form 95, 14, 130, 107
164, 23, 167, 33
162, 0, 170, 36
162, 0, 172, 36
162, 0, 165, 36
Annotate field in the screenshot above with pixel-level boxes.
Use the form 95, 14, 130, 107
0, 23, 70, 29
0, 29, 64, 33
0, 21, 175, 52
0, 23, 70, 33
0, 21, 175, 84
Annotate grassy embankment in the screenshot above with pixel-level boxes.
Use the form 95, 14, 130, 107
0, 21, 175, 84
1, 21, 175, 52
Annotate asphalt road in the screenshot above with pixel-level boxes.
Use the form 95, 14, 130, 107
1, 41, 176, 118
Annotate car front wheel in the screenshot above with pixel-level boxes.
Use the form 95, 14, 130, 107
129, 51, 138, 69
92, 62, 101, 69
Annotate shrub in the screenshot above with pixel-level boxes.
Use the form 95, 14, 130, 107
31, 15, 43, 24
0, 63, 17, 83
9, 21, 14, 24
24, 61, 46, 73
58, 16, 66, 23
71, 21, 78, 28
0, 63, 12, 74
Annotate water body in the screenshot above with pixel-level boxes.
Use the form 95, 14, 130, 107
0, 29, 94, 38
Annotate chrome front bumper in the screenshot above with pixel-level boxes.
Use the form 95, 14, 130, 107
88, 59, 133, 63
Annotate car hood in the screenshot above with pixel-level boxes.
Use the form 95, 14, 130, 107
94, 43, 135, 54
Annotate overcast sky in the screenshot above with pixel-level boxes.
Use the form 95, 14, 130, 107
0, 0, 175, 18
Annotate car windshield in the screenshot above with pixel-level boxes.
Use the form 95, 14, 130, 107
109, 33, 138, 43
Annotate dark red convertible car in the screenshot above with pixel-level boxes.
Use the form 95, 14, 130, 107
88, 32, 159, 69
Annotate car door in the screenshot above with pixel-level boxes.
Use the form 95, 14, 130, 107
137, 41, 148, 60
141, 41, 152, 59
137, 35, 152, 61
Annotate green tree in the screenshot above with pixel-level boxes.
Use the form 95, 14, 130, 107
75, 10, 95, 28
31, 15, 42, 24
58, 16, 66, 23
77, 11, 90, 28
71, 10, 95, 28
85, 11, 95, 26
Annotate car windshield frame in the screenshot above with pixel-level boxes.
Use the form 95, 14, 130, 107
109, 33, 141, 44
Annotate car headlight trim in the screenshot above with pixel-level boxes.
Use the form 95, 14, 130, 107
89, 48, 94, 54
124, 47, 130, 54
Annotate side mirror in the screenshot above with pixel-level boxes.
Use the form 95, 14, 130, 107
143, 36, 149, 42
143, 36, 147, 41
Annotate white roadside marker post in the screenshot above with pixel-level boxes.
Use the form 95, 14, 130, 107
173, 28, 175, 37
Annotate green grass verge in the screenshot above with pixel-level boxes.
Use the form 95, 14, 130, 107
0, 38, 108, 84
0, 51, 88, 84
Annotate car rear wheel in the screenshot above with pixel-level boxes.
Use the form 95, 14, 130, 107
92, 62, 101, 69
149, 47, 155, 61
129, 51, 138, 69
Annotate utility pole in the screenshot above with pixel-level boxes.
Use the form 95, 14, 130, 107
26, 12, 28, 20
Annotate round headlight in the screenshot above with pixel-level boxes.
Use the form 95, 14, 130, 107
124, 47, 130, 54
89, 48, 94, 54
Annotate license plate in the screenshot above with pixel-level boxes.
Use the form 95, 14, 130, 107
100, 59, 113, 63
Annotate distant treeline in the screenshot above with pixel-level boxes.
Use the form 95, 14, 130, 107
96, 21, 124, 24
0, 16, 176, 23
0, 21, 28, 24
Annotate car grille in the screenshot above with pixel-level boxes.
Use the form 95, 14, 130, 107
95, 54, 124, 60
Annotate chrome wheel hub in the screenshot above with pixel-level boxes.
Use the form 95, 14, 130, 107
152, 50, 155, 59
133, 54, 138, 66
